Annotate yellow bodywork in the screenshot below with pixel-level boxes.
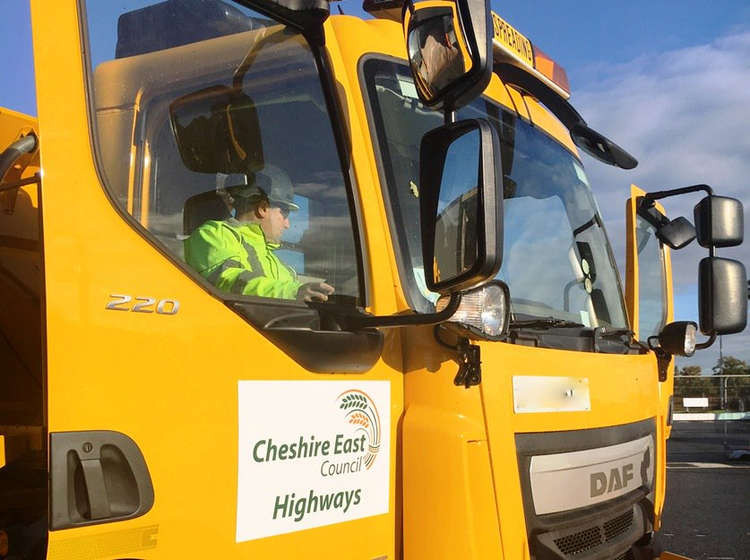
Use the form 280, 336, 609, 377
0, 2, 675, 559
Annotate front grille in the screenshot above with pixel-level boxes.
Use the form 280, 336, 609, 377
517, 420, 656, 560
554, 526, 602, 556
604, 510, 634, 541
549, 507, 636, 557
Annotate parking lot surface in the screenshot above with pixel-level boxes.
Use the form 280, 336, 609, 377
655, 421, 750, 560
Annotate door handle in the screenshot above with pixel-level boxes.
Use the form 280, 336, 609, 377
80, 457, 111, 519
50, 431, 154, 530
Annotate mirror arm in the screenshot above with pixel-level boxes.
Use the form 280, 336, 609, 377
636, 196, 669, 227
642, 184, 714, 204
0, 174, 40, 192
694, 332, 717, 351
642, 184, 717, 256
0, 133, 37, 183
311, 293, 462, 330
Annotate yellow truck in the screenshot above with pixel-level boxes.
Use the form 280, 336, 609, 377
0, 0, 745, 559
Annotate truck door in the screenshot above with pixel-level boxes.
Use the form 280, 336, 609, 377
625, 184, 673, 345
625, 183, 674, 525
31, 1, 401, 558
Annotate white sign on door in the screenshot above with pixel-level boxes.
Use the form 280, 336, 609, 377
236, 380, 391, 542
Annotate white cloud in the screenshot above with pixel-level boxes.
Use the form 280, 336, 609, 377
571, 30, 750, 369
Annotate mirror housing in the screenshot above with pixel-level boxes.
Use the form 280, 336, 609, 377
403, 0, 492, 111
169, 86, 263, 174
694, 195, 744, 248
420, 118, 502, 294
656, 216, 696, 250
698, 257, 747, 335
637, 197, 695, 250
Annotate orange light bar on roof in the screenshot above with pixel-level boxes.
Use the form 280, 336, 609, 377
491, 11, 571, 99
532, 44, 571, 97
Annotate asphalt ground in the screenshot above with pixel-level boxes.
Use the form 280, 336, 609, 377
655, 420, 750, 560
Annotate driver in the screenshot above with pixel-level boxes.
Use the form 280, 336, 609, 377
184, 165, 334, 302
412, 17, 464, 96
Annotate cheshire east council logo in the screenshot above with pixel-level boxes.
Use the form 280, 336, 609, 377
337, 389, 381, 469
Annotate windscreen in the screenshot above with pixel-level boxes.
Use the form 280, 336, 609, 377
363, 58, 627, 329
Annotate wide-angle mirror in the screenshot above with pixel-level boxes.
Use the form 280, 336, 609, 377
403, 0, 492, 111
405, 3, 468, 102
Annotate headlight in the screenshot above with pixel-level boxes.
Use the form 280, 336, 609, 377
436, 281, 510, 339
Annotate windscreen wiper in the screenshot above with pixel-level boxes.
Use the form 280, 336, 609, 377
509, 317, 585, 330
594, 327, 634, 338
592, 327, 648, 352
509, 317, 648, 353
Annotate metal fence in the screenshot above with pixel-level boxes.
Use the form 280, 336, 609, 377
674, 375, 750, 412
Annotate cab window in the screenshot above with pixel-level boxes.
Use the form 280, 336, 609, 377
81, 0, 361, 306
635, 214, 667, 340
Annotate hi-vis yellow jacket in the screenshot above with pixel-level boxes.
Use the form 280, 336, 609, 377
184, 219, 301, 299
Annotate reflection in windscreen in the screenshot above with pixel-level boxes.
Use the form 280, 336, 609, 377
496, 122, 627, 328
364, 59, 627, 328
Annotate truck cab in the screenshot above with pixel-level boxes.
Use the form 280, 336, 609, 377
0, 1, 744, 559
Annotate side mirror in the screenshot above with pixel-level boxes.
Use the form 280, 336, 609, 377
656, 216, 696, 250
694, 195, 744, 248
403, 0, 492, 111
420, 119, 502, 294
698, 257, 747, 335
169, 85, 263, 174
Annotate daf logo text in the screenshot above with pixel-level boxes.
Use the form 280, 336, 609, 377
590, 463, 635, 497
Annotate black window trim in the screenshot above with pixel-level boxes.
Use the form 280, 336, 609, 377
75, 0, 371, 311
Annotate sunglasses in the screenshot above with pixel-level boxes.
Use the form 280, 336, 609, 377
271, 204, 291, 218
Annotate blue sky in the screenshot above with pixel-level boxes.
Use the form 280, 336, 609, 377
2, 0, 749, 371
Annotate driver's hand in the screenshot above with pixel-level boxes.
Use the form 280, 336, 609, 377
296, 282, 335, 303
